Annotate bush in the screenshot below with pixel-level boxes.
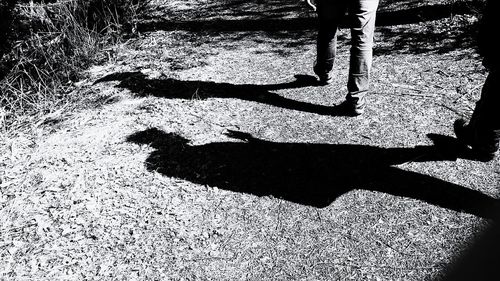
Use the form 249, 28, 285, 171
0, 0, 17, 71
0, 0, 147, 132
76, 0, 143, 35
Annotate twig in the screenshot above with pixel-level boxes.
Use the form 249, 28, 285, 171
437, 70, 450, 77
373, 91, 437, 99
391, 83, 424, 92
438, 103, 469, 117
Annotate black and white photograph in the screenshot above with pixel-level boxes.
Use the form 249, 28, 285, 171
0, 0, 499, 279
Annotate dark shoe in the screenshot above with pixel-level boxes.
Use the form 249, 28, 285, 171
465, 147, 497, 162
453, 119, 497, 162
453, 119, 473, 146
333, 100, 364, 116
313, 63, 333, 85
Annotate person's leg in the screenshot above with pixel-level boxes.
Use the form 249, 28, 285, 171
315, 0, 348, 84
345, 0, 379, 114
454, 70, 500, 161
476, 70, 500, 151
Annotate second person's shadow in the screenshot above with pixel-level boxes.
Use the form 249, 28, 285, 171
96, 71, 356, 116
127, 128, 499, 219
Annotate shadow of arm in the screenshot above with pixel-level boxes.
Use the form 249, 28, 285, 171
369, 167, 499, 219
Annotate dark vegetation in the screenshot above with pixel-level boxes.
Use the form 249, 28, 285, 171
0, 0, 146, 131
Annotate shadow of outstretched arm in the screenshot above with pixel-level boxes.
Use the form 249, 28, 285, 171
368, 167, 498, 219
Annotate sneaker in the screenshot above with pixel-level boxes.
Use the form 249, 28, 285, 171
333, 100, 364, 116
453, 119, 473, 145
453, 119, 497, 162
313, 63, 333, 85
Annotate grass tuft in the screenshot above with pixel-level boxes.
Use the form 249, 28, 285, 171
0, 0, 147, 135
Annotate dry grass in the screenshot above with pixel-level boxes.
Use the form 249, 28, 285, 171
0, 0, 147, 136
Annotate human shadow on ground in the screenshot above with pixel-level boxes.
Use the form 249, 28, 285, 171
127, 129, 499, 219
96, 71, 354, 116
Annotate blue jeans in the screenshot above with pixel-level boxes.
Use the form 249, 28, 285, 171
316, 0, 379, 106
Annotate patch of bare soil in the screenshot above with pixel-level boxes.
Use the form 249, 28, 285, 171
1, 0, 498, 280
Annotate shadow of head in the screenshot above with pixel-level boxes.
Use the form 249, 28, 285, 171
127, 128, 189, 149
94, 71, 146, 84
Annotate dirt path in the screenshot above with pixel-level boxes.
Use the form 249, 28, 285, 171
1, 0, 498, 280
